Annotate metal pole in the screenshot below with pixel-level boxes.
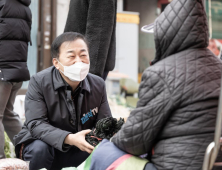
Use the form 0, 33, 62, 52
39, 0, 56, 71
51, 0, 57, 41
209, 73, 222, 169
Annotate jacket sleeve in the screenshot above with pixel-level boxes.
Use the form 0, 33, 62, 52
111, 70, 174, 156
25, 76, 71, 152
96, 82, 112, 121
64, 0, 116, 77
85, 0, 116, 77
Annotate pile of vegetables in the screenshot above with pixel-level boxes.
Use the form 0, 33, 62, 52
4, 132, 11, 158
85, 117, 124, 146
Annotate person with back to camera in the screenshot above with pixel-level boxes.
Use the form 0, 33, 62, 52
111, 0, 222, 169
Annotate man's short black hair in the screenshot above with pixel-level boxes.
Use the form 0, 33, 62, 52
51, 32, 89, 59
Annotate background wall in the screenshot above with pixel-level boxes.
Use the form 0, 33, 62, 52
22, 0, 39, 89
57, 0, 70, 36
125, 0, 158, 76
115, 12, 139, 82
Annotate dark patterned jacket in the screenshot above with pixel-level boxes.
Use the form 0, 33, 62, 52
14, 67, 111, 157
112, 0, 222, 169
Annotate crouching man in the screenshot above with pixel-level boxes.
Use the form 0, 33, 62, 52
13, 32, 112, 170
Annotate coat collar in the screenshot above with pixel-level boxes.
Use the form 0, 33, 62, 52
53, 67, 91, 93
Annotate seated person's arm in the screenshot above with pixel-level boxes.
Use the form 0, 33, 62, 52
112, 70, 174, 156
25, 76, 71, 152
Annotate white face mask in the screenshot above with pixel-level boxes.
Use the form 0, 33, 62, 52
57, 59, 90, 82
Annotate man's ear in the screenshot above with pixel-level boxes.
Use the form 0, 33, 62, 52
53, 58, 60, 70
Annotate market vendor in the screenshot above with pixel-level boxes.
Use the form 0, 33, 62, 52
13, 32, 112, 170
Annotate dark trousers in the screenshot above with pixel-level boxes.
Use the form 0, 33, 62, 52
23, 140, 89, 170
0, 81, 23, 158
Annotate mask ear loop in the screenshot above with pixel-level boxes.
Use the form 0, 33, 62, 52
56, 58, 64, 67
56, 58, 65, 75
56, 58, 68, 91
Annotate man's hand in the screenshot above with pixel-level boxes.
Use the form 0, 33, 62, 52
64, 130, 94, 154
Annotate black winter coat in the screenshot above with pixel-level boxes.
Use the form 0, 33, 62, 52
14, 67, 111, 157
64, 0, 117, 77
112, 0, 222, 169
0, 0, 31, 82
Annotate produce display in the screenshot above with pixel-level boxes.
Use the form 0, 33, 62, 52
85, 117, 124, 146
4, 132, 11, 158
